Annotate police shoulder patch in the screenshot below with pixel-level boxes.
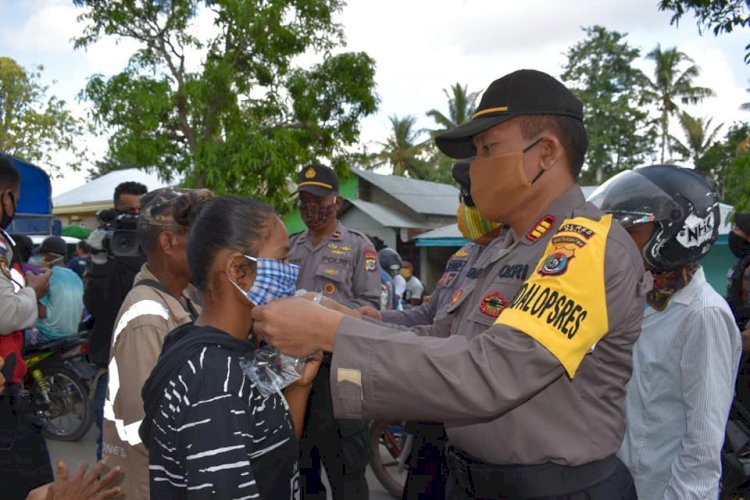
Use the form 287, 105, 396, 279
364, 249, 377, 272
495, 215, 613, 378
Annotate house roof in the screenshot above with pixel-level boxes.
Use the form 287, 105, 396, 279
351, 168, 459, 216
53, 168, 171, 208
415, 223, 463, 240
347, 199, 424, 228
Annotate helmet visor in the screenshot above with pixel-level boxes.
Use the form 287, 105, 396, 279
588, 170, 683, 228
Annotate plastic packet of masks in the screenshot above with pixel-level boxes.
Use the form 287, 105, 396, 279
240, 345, 306, 397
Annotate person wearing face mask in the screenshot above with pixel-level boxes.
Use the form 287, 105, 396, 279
33, 236, 84, 343
288, 163, 381, 500
102, 187, 213, 499
727, 212, 750, 344
0, 156, 54, 499
590, 165, 741, 499
140, 195, 321, 499
252, 69, 649, 500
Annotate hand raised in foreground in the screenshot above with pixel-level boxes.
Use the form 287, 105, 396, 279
252, 297, 343, 357
296, 291, 363, 318
356, 306, 382, 321
26, 460, 122, 500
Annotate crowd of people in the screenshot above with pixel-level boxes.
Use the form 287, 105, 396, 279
0, 68, 749, 500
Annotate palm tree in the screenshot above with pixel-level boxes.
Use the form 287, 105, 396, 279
741, 81, 750, 111
670, 111, 723, 167
375, 115, 429, 177
642, 45, 715, 162
426, 82, 480, 135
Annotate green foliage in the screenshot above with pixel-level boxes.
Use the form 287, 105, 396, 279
0, 57, 87, 175
74, 0, 377, 210
374, 115, 430, 178
561, 26, 656, 184
658, 0, 750, 63
670, 111, 723, 166
695, 122, 750, 206
642, 45, 715, 162
423, 82, 479, 184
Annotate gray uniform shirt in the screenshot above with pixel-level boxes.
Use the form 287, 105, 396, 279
330, 187, 650, 466
289, 221, 381, 309
0, 232, 37, 334
381, 242, 483, 328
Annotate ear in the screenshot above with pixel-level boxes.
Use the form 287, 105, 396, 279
539, 136, 562, 171
334, 195, 344, 211
225, 252, 255, 289
158, 231, 175, 255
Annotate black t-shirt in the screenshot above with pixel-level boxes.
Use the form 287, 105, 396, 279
142, 324, 299, 499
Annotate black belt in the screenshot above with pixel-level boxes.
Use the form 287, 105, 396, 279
445, 446, 618, 499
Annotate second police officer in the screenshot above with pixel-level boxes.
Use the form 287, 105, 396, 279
288, 163, 381, 500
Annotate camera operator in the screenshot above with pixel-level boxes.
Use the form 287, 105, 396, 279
84, 181, 147, 460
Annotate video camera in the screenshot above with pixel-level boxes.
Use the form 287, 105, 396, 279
95, 209, 141, 258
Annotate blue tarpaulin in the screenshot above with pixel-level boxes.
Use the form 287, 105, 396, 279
1, 153, 55, 235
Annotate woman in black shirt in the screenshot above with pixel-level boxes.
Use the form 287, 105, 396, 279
140, 196, 320, 499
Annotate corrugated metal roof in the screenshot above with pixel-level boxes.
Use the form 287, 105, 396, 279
352, 168, 459, 216
347, 199, 424, 228
53, 168, 172, 208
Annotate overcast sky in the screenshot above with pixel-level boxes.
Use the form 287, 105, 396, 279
1, 0, 748, 197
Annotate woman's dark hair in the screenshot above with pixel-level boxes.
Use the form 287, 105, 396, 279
10, 234, 33, 262
188, 196, 276, 291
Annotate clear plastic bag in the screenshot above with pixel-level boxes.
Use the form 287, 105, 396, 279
240, 345, 306, 397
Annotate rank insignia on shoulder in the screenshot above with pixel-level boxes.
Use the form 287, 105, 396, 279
538, 244, 576, 276
526, 215, 556, 242
454, 248, 470, 258
480, 291, 508, 317
364, 249, 377, 272
450, 287, 464, 306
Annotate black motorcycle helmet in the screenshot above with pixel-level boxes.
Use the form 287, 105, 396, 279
588, 165, 720, 270
378, 247, 402, 276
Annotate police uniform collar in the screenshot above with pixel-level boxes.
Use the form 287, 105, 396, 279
518, 186, 586, 245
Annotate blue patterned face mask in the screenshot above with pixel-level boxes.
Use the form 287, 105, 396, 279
229, 254, 300, 306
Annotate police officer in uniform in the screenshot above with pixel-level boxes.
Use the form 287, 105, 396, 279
288, 163, 381, 500
253, 70, 649, 500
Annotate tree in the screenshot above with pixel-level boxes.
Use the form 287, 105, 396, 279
670, 111, 723, 166
658, 0, 750, 63
642, 45, 714, 163
741, 81, 750, 110
0, 57, 86, 174
423, 82, 479, 184
73, 0, 377, 210
374, 115, 431, 178
695, 122, 750, 204
561, 26, 656, 184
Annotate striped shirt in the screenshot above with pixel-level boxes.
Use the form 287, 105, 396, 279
618, 267, 741, 499
145, 325, 299, 499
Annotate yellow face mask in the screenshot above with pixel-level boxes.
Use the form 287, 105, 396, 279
457, 203, 502, 242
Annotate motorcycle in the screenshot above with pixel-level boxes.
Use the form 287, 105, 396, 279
370, 420, 414, 498
23, 333, 94, 442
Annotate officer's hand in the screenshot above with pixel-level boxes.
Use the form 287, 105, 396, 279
295, 351, 324, 387
296, 291, 361, 318
252, 297, 342, 357
357, 306, 382, 321
26, 460, 122, 500
26, 268, 50, 299
86, 229, 108, 265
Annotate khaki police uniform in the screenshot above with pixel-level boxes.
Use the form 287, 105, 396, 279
102, 264, 199, 500
290, 220, 381, 500
289, 221, 381, 309
329, 187, 650, 497
381, 242, 483, 328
